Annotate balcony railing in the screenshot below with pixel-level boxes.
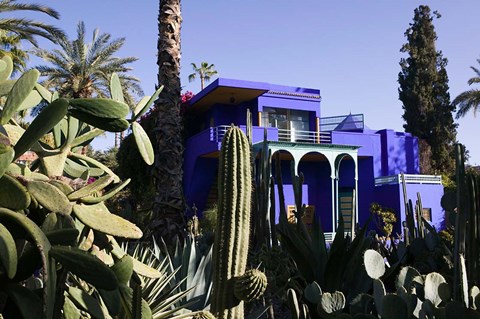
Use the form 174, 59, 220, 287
375, 174, 442, 186
210, 125, 332, 144
210, 125, 230, 143
278, 128, 332, 143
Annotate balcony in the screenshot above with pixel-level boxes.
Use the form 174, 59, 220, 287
210, 125, 332, 145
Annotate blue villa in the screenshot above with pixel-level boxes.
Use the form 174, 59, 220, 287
183, 78, 444, 238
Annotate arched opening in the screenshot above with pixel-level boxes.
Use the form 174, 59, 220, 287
297, 152, 333, 232
270, 150, 295, 224
335, 154, 357, 234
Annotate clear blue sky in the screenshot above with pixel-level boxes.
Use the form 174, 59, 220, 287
19, 1, 480, 164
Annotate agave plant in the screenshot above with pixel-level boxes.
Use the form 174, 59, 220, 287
126, 238, 213, 318
129, 236, 213, 313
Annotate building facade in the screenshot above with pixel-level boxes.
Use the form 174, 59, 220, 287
183, 78, 444, 238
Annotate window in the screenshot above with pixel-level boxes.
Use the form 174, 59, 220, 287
262, 107, 310, 131
287, 205, 315, 225
422, 208, 432, 222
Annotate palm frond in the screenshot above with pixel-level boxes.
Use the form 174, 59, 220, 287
0, 1, 60, 19
34, 21, 141, 100
453, 89, 480, 118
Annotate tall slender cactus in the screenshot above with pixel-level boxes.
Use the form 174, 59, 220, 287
211, 126, 266, 319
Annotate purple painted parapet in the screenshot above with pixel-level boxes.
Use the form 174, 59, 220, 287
373, 174, 444, 234
331, 129, 419, 178
183, 124, 280, 207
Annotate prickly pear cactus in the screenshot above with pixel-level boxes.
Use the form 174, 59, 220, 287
0, 59, 163, 319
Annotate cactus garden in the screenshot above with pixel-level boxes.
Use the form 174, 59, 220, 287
1, 1, 480, 319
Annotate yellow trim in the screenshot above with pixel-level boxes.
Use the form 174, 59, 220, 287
258, 111, 262, 126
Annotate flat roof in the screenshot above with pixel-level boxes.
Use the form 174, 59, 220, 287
188, 78, 321, 110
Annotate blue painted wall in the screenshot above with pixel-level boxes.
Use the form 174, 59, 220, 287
183, 78, 444, 235
373, 183, 444, 235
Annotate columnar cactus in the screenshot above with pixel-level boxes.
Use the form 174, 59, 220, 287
211, 126, 255, 319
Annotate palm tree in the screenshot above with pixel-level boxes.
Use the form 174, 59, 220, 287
188, 61, 217, 90
34, 21, 143, 148
152, 0, 185, 246
0, 0, 64, 45
0, 30, 28, 72
0, 0, 65, 72
34, 21, 143, 102
453, 58, 480, 119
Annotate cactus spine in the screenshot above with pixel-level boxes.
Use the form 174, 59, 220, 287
211, 126, 252, 319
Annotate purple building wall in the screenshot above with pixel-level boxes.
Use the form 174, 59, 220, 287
373, 182, 444, 234
183, 78, 444, 235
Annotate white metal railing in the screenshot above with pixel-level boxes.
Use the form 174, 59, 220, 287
278, 128, 331, 143
210, 125, 231, 143
375, 174, 442, 186
323, 231, 353, 242
210, 125, 332, 144
324, 232, 335, 242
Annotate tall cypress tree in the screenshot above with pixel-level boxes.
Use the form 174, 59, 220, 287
398, 5, 457, 174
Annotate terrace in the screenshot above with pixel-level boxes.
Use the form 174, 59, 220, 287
188, 113, 366, 155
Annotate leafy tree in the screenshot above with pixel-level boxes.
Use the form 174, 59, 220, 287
0, 0, 65, 72
398, 5, 457, 174
453, 57, 480, 118
188, 61, 218, 90
34, 21, 143, 102
153, 0, 186, 245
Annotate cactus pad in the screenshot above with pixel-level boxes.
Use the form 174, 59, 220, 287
304, 281, 322, 304
73, 203, 142, 239
318, 291, 346, 316
396, 266, 421, 291
50, 246, 118, 290
111, 255, 134, 285
0, 174, 30, 210
67, 286, 105, 319
27, 180, 72, 215
364, 249, 385, 279
0, 222, 17, 279
67, 175, 113, 200
1, 69, 40, 125
0, 141, 14, 179
68, 109, 129, 132
381, 294, 408, 319
68, 98, 129, 119
424, 272, 447, 307
14, 98, 69, 159
373, 278, 386, 315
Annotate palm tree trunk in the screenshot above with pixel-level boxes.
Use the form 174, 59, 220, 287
152, 0, 185, 246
